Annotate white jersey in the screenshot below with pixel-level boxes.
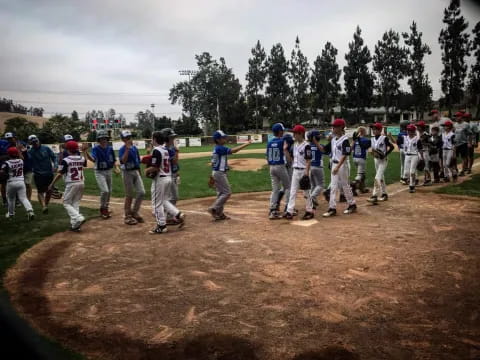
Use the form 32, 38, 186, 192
1, 159, 24, 183
371, 135, 387, 154
442, 132, 455, 150
151, 145, 171, 177
331, 134, 350, 164
59, 155, 86, 184
292, 141, 312, 169
404, 135, 420, 155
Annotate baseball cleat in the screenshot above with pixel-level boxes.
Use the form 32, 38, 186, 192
409, 186, 416, 193
269, 210, 281, 220
100, 208, 111, 219
379, 194, 389, 201
422, 180, 432, 186
443, 177, 450, 183
466, 169, 472, 174
458, 171, 465, 177
301, 211, 315, 220
367, 196, 378, 205
27, 211, 35, 221
5, 213, 13, 220
452, 175, 458, 182
42, 207, 48, 214
400, 178, 408, 185
343, 204, 357, 214
175, 212, 186, 228
283, 212, 294, 220
124, 215, 138, 225
214, 213, 231, 221
149, 225, 168, 234
322, 208, 337, 217
207, 207, 217, 219
311, 198, 319, 209
132, 214, 144, 223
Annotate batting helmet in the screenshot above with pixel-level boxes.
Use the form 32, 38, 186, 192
96, 130, 109, 140
283, 133, 294, 146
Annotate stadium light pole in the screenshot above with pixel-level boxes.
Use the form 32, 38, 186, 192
150, 103, 155, 132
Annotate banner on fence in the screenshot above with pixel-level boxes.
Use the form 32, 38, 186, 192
236, 135, 250, 144
176, 138, 187, 147
189, 137, 202, 146
387, 127, 400, 136
250, 134, 263, 143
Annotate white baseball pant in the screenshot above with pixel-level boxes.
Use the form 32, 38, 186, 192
442, 149, 456, 179
329, 163, 355, 209
63, 182, 85, 227
6, 181, 33, 216
399, 149, 406, 179
403, 154, 419, 187
94, 169, 112, 209
269, 165, 291, 211
287, 168, 313, 214
151, 176, 179, 226
421, 150, 431, 172
372, 158, 388, 197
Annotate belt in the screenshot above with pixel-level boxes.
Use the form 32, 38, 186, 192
332, 160, 339, 164
158, 175, 167, 177
293, 167, 305, 170
405, 153, 418, 156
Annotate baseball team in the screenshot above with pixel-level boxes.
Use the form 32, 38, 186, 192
0, 109, 477, 233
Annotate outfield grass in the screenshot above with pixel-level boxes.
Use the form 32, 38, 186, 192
136, 142, 266, 155
435, 174, 480, 197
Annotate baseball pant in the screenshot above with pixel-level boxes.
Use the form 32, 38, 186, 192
94, 169, 112, 210
151, 176, 179, 226
211, 171, 231, 215
399, 149, 406, 179
329, 163, 355, 209
269, 165, 291, 211
353, 158, 366, 182
421, 151, 431, 172
169, 173, 179, 205
442, 149, 457, 179
372, 158, 388, 197
286, 164, 293, 180
404, 154, 419, 187
63, 182, 85, 227
6, 181, 33, 216
287, 168, 313, 214
309, 166, 324, 199
122, 170, 145, 216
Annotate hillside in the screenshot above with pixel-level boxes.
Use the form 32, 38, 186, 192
0, 112, 47, 133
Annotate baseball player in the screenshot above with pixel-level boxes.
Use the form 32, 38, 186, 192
285, 125, 314, 220
403, 124, 423, 193
454, 111, 472, 176
18, 141, 33, 201
0, 147, 34, 220
368, 123, 395, 205
145, 131, 185, 234
464, 113, 478, 174
119, 130, 145, 225
58, 134, 74, 164
350, 126, 371, 195
1, 132, 18, 207
273, 132, 295, 214
416, 121, 432, 186
267, 123, 292, 219
48, 141, 86, 231
307, 129, 325, 210
428, 124, 443, 183
82, 130, 120, 219
397, 120, 409, 184
442, 120, 457, 182
322, 119, 356, 217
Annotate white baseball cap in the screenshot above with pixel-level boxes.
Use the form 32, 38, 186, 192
4, 132, 14, 139
121, 130, 132, 138
28, 135, 39, 142
64, 134, 74, 141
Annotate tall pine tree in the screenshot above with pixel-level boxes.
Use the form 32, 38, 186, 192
343, 26, 375, 122
288, 36, 310, 124
467, 21, 480, 118
403, 21, 433, 118
266, 43, 290, 125
311, 42, 341, 123
246, 40, 267, 133
439, 0, 471, 114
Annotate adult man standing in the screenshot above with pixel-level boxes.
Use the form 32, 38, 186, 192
463, 113, 478, 174
28, 135, 57, 213
453, 111, 472, 176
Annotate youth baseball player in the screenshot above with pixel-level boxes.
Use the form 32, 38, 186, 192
403, 125, 423, 193
442, 120, 457, 182
397, 120, 409, 184
0, 147, 34, 220
267, 123, 291, 219
351, 126, 371, 195
273, 132, 295, 214
48, 141, 86, 231
82, 130, 120, 219
208, 130, 252, 221
285, 125, 314, 220
368, 123, 395, 205
322, 119, 356, 217
464, 113, 478, 173
416, 121, 432, 186
160, 128, 181, 225
307, 129, 325, 210
428, 124, 443, 183
119, 130, 145, 225
454, 111, 472, 177
145, 131, 185, 234
58, 134, 74, 164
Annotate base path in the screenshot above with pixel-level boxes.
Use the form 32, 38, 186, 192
5, 173, 480, 359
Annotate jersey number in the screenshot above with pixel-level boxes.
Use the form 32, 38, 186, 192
70, 167, 83, 181
163, 159, 170, 173
12, 168, 23, 177
268, 148, 281, 162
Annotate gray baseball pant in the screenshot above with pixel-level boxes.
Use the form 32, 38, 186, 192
309, 166, 324, 199
269, 165, 290, 211
353, 158, 366, 182
7, 181, 33, 216
169, 173, 179, 205
122, 169, 145, 216
211, 171, 231, 215
94, 169, 112, 209
400, 149, 406, 179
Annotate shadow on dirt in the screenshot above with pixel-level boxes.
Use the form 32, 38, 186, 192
292, 346, 360, 360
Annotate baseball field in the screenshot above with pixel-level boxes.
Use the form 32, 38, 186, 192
1, 150, 480, 359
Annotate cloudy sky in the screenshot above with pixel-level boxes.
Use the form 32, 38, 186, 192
1, 0, 479, 121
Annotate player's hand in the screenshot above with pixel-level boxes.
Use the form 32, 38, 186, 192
114, 167, 120, 175
332, 167, 339, 175
18, 143, 27, 152
81, 142, 89, 152
47, 183, 53, 192
467, 143, 472, 148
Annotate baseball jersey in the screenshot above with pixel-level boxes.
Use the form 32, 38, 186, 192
442, 132, 455, 150
454, 122, 471, 145
168, 146, 179, 173
429, 135, 442, 155
309, 142, 323, 167
403, 135, 422, 155
267, 137, 286, 165
330, 135, 351, 164
150, 146, 171, 176
119, 145, 141, 170
59, 155, 87, 184
91, 145, 116, 170
418, 132, 431, 152
292, 141, 312, 169
371, 135, 388, 155
352, 137, 371, 159
212, 145, 232, 171
1, 159, 24, 183
396, 131, 407, 150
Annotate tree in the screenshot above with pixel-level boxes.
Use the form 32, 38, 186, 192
343, 26, 375, 123
402, 21, 433, 117
439, 0, 471, 114
246, 40, 267, 133
4, 117, 39, 141
40, 114, 87, 143
71, 110, 79, 122
373, 29, 409, 119
135, 110, 154, 138
289, 36, 310, 124
311, 42, 341, 122
174, 115, 203, 136
266, 43, 290, 125
467, 21, 480, 118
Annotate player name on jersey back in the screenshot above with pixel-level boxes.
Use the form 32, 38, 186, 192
61, 155, 86, 183
3, 159, 24, 182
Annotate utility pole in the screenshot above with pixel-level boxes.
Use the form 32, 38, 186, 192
150, 103, 155, 132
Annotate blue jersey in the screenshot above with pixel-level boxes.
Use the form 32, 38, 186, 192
211, 145, 232, 171
266, 137, 285, 165
310, 142, 323, 167
168, 146, 179, 173
91, 145, 116, 170
352, 137, 371, 159
119, 145, 140, 170
397, 131, 407, 150
0, 140, 8, 155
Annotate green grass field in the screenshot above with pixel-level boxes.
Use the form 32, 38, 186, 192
136, 142, 266, 155
435, 174, 480, 197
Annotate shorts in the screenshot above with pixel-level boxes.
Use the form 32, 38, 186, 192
34, 173, 54, 193
456, 143, 468, 159
24, 171, 33, 185
468, 145, 474, 158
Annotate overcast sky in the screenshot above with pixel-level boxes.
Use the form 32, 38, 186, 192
1, 0, 479, 121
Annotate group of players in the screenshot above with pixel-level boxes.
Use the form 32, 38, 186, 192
0, 109, 477, 232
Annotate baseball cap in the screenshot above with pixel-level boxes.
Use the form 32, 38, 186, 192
272, 123, 286, 133
64, 134, 74, 142
331, 118, 346, 128
28, 135, 39, 142
213, 130, 228, 140
96, 130, 109, 140
444, 120, 453, 127
65, 140, 79, 152
463, 112, 472, 119
283, 133, 294, 145
308, 129, 321, 139
370, 122, 383, 130
406, 124, 416, 132
121, 130, 132, 138
7, 147, 19, 157
161, 128, 177, 137
292, 124, 306, 133
454, 111, 464, 117
416, 121, 426, 128
4, 132, 14, 139
430, 109, 439, 115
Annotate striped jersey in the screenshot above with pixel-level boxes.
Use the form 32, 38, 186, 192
371, 135, 387, 154
330, 134, 351, 163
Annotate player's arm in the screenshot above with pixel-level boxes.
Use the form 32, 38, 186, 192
120, 142, 131, 164
304, 144, 312, 175
418, 139, 424, 160
333, 139, 351, 175
283, 142, 292, 163
311, 137, 326, 152
387, 132, 396, 147
385, 137, 395, 156
83, 144, 95, 162
113, 149, 121, 174
49, 147, 58, 170
48, 160, 67, 190
231, 140, 252, 154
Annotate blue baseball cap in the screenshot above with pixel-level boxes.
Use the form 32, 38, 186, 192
213, 130, 228, 140
272, 123, 287, 133
283, 133, 294, 145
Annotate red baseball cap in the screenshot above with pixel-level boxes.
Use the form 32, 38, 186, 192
416, 121, 426, 128
463, 112, 472, 119
406, 124, 416, 132
331, 118, 346, 128
454, 111, 464, 117
65, 140, 79, 152
430, 109, 439, 114
444, 120, 453, 127
370, 122, 383, 130
292, 124, 306, 133
7, 147, 19, 157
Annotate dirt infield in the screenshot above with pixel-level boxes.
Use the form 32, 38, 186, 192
5, 184, 480, 359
